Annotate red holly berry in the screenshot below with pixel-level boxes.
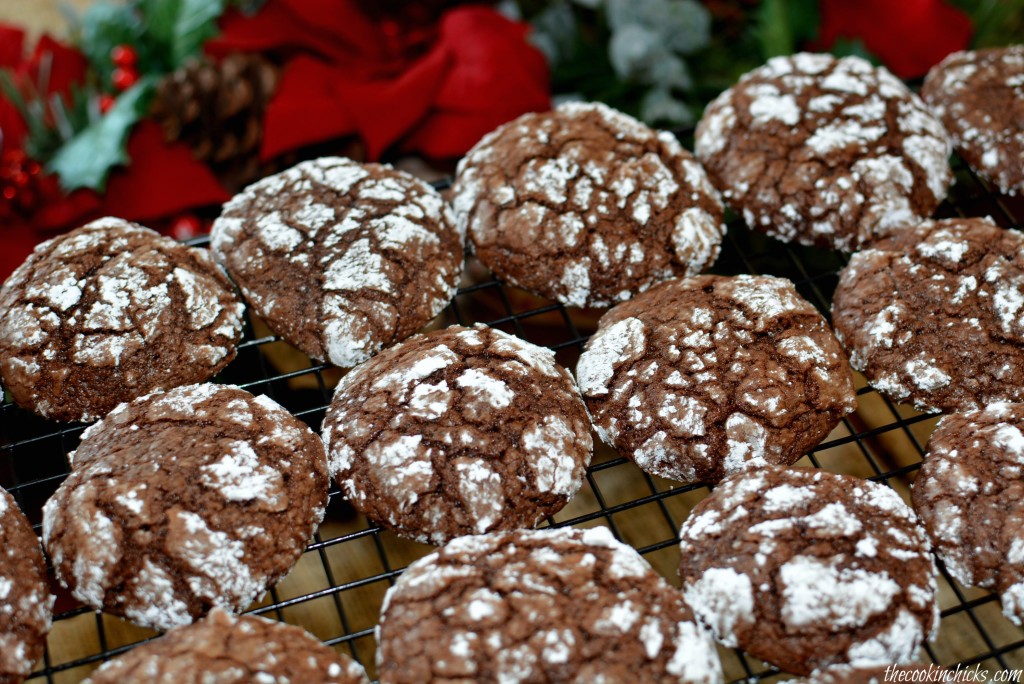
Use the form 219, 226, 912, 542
111, 67, 139, 91
110, 44, 137, 68
98, 93, 116, 113
170, 214, 204, 241
3, 149, 26, 167
0, 149, 49, 219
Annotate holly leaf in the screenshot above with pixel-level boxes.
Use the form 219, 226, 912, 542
146, 0, 227, 68
47, 77, 155, 192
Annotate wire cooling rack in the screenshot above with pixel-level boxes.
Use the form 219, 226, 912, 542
3, 147, 1024, 683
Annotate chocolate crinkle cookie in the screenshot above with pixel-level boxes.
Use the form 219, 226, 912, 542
576, 274, 855, 484
84, 608, 368, 684
678, 466, 939, 676
923, 46, 1024, 196
42, 383, 329, 631
211, 157, 463, 368
913, 402, 1024, 625
376, 527, 723, 683
832, 217, 1024, 413
696, 53, 952, 252
323, 324, 592, 545
0, 486, 53, 684
453, 102, 726, 307
0, 217, 244, 422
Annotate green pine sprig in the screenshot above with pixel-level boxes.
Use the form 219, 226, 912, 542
0, 68, 112, 163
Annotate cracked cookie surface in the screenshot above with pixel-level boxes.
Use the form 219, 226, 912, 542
832, 217, 1024, 413
696, 53, 952, 251
0, 217, 244, 422
0, 486, 52, 684
212, 157, 463, 368
923, 46, 1024, 196
577, 274, 855, 484
912, 402, 1024, 625
678, 466, 939, 676
376, 526, 723, 684
42, 383, 329, 631
84, 608, 368, 683
322, 324, 592, 545
453, 102, 725, 307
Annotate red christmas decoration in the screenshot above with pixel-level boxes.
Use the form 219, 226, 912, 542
0, 2, 549, 280
813, 0, 973, 78
110, 44, 137, 68
0, 149, 40, 217
170, 213, 204, 240
97, 93, 116, 113
0, 25, 227, 280
111, 66, 139, 91
208, 0, 550, 162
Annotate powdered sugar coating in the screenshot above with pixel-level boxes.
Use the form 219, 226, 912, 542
695, 53, 952, 251
212, 157, 463, 368
454, 102, 725, 307
578, 275, 855, 483
679, 466, 938, 676
912, 402, 1024, 625
323, 324, 592, 544
377, 527, 722, 683
832, 217, 1024, 412
42, 383, 329, 631
923, 46, 1024, 196
0, 217, 244, 422
84, 608, 368, 684
0, 486, 53, 683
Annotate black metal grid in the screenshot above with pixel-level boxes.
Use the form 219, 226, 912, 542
3, 148, 1024, 683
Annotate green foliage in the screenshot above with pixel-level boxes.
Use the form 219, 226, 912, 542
74, 0, 242, 88
77, 2, 145, 86
755, 0, 820, 58
30, 0, 242, 190
47, 77, 156, 192
0, 67, 108, 161
147, 0, 227, 68
952, 0, 1024, 49
528, 0, 712, 126
829, 37, 878, 64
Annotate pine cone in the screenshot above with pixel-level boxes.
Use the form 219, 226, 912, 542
150, 53, 280, 192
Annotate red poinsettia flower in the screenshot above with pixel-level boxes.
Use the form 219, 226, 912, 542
102, 121, 230, 222
0, 26, 26, 144
398, 6, 550, 159
814, 0, 972, 79
209, 0, 550, 161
